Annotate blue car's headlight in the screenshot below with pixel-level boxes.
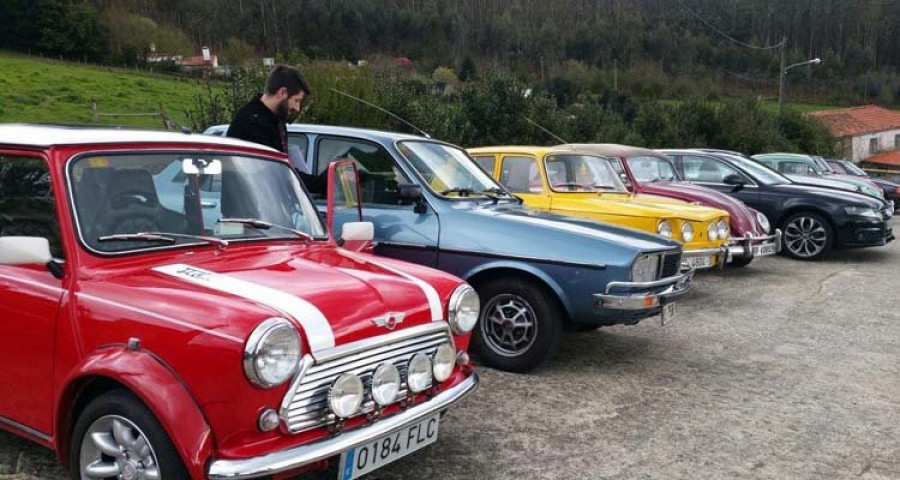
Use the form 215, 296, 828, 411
631, 254, 660, 283
844, 206, 881, 218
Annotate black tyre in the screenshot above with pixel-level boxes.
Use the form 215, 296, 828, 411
780, 211, 833, 260
471, 277, 562, 373
71, 389, 187, 480
728, 256, 754, 268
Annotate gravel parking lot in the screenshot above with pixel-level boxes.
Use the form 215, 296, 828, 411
4, 242, 899, 480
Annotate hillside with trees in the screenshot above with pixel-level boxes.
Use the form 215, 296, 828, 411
2, 0, 899, 106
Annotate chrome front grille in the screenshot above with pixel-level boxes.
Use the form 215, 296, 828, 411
660, 251, 682, 278
279, 322, 453, 434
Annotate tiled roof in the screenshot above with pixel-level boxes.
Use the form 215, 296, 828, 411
807, 105, 900, 138
863, 150, 900, 167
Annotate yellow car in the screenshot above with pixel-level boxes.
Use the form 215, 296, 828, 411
468, 146, 731, 269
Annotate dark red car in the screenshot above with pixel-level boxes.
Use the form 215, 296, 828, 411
0, 125, 479, 480
566, 144, 781, 267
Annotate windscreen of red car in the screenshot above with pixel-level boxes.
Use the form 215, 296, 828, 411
69, 152, 326, 254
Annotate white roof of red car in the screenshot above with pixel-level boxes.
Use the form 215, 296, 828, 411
0, 124, 280, 152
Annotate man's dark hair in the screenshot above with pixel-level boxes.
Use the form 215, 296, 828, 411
265, 65, 311, 97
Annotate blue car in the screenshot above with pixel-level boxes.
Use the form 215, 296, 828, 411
207, 124, 693, 372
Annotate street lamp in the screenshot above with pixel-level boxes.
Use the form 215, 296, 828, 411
778, 43, 822, 114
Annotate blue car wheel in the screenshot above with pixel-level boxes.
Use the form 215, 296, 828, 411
471, 277, 561, 372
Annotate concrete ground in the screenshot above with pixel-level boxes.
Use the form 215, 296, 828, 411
3, 242, 899, 479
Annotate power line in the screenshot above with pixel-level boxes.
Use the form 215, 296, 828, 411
676, 0, 785, 51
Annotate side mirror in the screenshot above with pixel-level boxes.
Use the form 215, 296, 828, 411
398, 184, 428, 214
341, 222, 374, 242
723, 174, 747, 192
0, 237, 52, 265
398, 184, 423, 202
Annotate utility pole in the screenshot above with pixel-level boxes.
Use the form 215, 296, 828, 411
778, 35, 787, 115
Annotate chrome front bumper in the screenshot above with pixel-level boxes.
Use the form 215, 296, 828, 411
593, 269, 694, 310
207, 373, 479, 480
727, 230, 782, 261
681, 246, 729, 270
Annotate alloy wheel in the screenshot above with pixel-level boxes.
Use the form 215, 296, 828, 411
784, 216, 828, 258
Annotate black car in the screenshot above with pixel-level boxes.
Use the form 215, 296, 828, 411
657, 149, 894, 260
826, 158, 900, 210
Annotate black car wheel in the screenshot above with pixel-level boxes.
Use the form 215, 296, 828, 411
781, 211, 833, 260
471, 277, 561, 373
71, 390, 187, 480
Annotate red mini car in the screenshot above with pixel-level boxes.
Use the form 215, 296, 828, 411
0, 125, 479, 480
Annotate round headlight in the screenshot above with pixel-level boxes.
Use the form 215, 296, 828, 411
329, 373, 364, 418
717, 219, 729, 240
707, 222, 719, 241
756, 211, 771, 233
681, 222, 694, 242
371, 363, 401, 406
243, 318, 301, 388
448, 284, 480, 334
432, 343, 456, 383
407, 353, 433, 393
657, 220, 673, 238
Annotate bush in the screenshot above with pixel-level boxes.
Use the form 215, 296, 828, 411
184, 60, 834, 154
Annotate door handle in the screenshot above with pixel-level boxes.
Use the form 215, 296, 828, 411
201, 201, 218, 209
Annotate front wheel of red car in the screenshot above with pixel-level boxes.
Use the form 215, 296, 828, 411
471, 278, 561, 373
71, 389, 187, 480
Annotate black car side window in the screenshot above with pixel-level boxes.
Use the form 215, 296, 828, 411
316, 137, 413, 206
682, 155, 745, 184
0, 156, 64, 259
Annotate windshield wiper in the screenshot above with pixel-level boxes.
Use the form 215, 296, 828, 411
98, 233, 176, 244
218, 218, 315, 242
480, 187, 511, 196
440, 187, 476, 196
98, 232, 229, 249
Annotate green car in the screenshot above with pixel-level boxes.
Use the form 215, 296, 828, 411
752, 153, 884, 200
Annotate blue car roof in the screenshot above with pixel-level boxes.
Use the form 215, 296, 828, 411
207, 123, 433, 145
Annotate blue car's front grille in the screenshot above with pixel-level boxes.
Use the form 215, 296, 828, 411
660, 251, 681, 278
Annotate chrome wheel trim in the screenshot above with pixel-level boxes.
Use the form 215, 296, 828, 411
480, 294, 538, 357
80, 415, 160, 480
784, 216, 828, 258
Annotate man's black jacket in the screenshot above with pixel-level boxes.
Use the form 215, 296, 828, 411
226, 96, 325, 193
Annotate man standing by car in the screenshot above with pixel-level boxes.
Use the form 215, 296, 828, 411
227, 65, 324, 192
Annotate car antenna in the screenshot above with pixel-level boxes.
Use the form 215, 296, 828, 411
329, 88, 432, 139
524, 117, 573, 150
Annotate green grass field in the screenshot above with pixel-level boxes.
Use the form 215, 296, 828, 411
0, 53, 211, 129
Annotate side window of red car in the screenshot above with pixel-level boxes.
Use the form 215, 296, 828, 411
0, 156, 64, 259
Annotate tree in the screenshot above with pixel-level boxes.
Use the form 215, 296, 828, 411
221, 37, 256, 67
458, 56, 477, 82
37, 0, 106, 60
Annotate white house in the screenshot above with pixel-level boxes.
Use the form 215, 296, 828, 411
808, 105, 900, 162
